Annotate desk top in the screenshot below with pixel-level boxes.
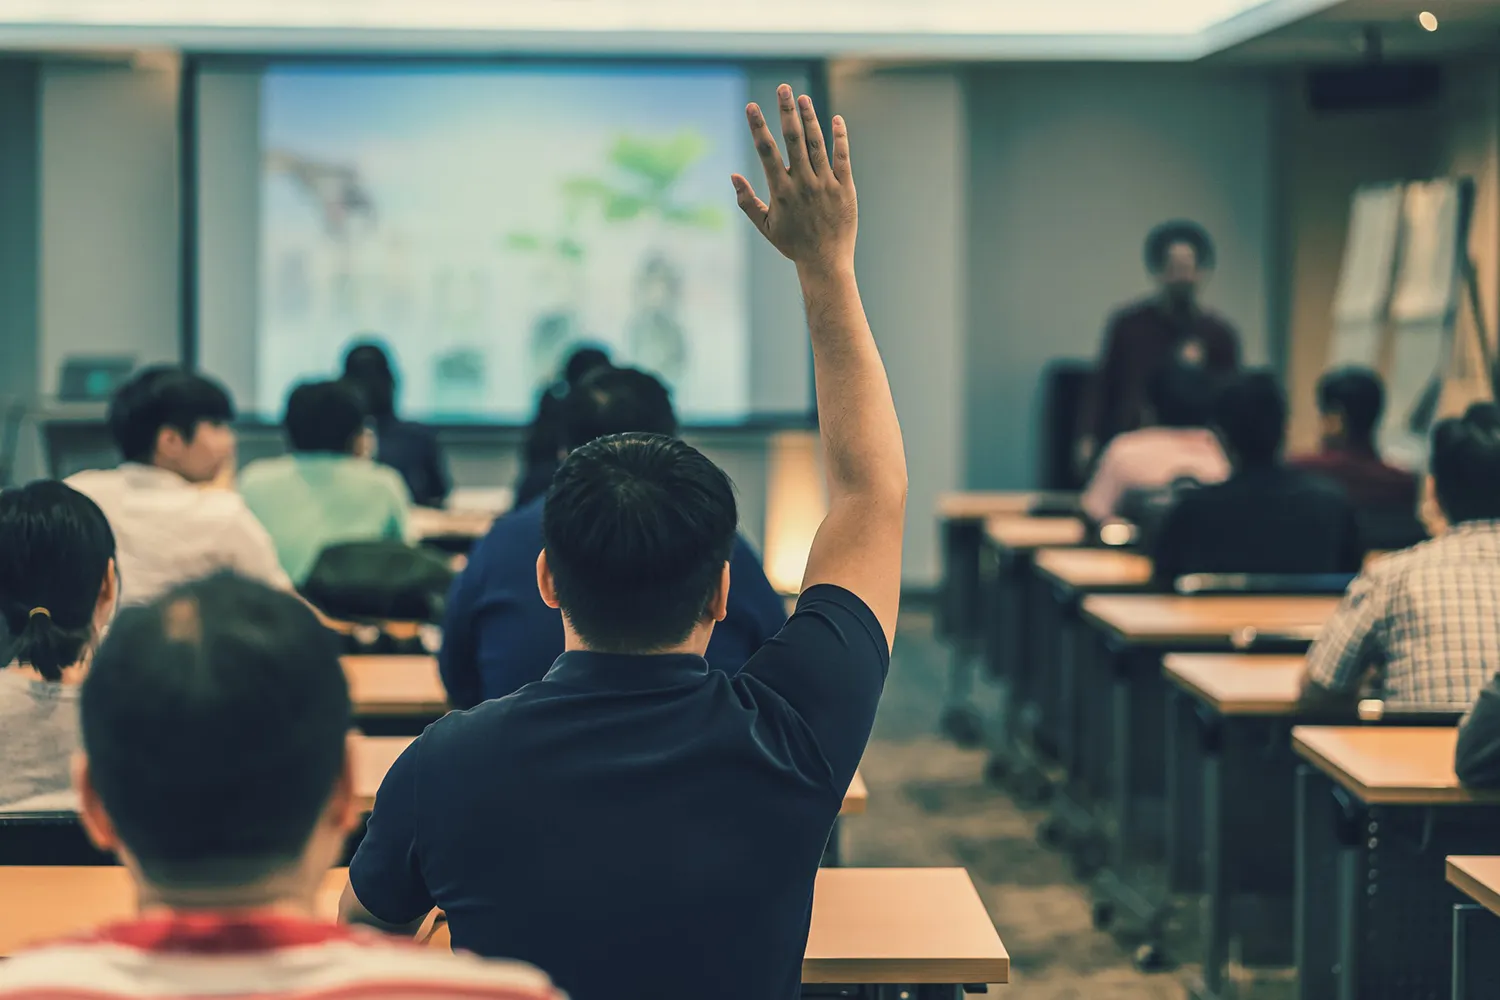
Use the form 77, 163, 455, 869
0, 867, 349, 956
1081, 594, 1339, 647
343, 655, 450, 717
423, 866, 1008, 985
409, 507, 497, 541
1447, 857, 1500, 918
1291, 727, 1500, 806
1162, 653, 1307, 716
983, 515, 1087, 552
1033, 547, 1153, 591
938, 491, 1044, 520
351, 735, 868, 818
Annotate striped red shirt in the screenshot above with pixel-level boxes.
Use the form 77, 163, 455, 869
0, 913, 563, 1000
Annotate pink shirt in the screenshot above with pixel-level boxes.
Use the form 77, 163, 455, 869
1082, 426, 1230, 523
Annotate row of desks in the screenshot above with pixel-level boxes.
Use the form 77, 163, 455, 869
937, 491, 1499, 999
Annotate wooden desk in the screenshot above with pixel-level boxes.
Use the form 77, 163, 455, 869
343, 655, 449, 718
0, 867, 349, 956
1450, 856, 1500, 918
410, 507, 497, 542
1162, 653, 1306, 716
937, 491, 1049, 520
842, 771, 869, 816
1082, 594, 1339, 648
1291, 726, 1500, 806
1033, 548, 1152, 593
983, 515, 1086, 552
429, 867, 1009, 986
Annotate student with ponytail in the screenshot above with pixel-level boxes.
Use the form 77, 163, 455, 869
0, 480, 119, 808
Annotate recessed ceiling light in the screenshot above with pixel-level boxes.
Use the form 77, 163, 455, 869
1418, 11, 1439, 31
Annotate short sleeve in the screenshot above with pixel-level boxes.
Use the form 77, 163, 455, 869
738, 584, 889, 787
348, 736, 435, 925
1304, 570, 1388, 694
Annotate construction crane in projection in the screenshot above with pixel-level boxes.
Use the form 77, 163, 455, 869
264, 149, 377, 237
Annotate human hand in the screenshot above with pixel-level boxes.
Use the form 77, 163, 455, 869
731, 84, 856, 272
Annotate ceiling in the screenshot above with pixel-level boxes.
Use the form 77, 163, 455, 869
0, 0, 1352, 59
1222, 0, 1500, 61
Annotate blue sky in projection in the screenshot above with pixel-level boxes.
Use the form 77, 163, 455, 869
258, 64, 750, 422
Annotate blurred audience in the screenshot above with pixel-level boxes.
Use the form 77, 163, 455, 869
342, 341, 451, 509
514, 345, 613, 509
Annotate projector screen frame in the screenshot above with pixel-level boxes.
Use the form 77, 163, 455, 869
179, 51, 827, 431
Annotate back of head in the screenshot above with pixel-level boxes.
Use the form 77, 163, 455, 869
0, 481, 115, 681
1431, 402, 1500, 525
1146, 363, 1215, 429
563, 366, 678, 452
342, 341, 396, 419
543, 434, 737, 652
285, 380, 367, 454
1212, 371, 1286, 466
108, 367, 234, 465
562, 345, 612, 388
1317, 366, 1385, 445
81, 574, 350, 889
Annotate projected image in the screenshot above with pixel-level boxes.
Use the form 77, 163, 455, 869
258, 64, 749, 422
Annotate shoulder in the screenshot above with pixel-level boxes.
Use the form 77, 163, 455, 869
238, 456, 290, 487
749, 584, 889, 669
1198, 309, 1238, 334
63, 468, 118, 497
1107, 299, 1157, 329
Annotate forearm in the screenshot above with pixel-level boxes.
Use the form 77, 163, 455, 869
798, 263, 906, 504
338, 882, 429, 936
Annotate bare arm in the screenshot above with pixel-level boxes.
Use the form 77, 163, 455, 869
732, 86, 907, 650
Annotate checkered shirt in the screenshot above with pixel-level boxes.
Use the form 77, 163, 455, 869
1304, 520, 1500, 707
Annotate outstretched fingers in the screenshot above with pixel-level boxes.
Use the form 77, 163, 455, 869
776, 84, 813, 180
745, 103, 787, 193
797, 94, 831, 178
831, 115, 852, 185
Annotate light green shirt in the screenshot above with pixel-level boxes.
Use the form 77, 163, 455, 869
239, 454, 413, 585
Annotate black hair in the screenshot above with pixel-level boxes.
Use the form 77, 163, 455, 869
81, 573, 350, 889
1431, 402, 1500, 525
1146, 363, 1216, 429
543, 434, 737, 652
563, 346, 612, 387
342, 340, 396, 419
0, 481, 115, 682
284, 380, 367, 454
1212, 371, 1286, 466
1317, 366, 1385, 445
107, 367, 234, 465
563, 367, 678, 453
1144, 220, 1215, 272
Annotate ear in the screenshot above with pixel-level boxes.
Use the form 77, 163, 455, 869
325, 734, 360, 836
536, 550, 561, 610
155, 425, 185, 461
96, 559, 119, 619
707, 562, 730, 624
72, 752, 121, 855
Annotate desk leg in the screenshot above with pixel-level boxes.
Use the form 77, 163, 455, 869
1199, 713, 1228, 999
1056, 602, 1078, 778
1451, 902, 1500, 1000
1295, 766, 1341, 1000
939, 521, 985, 747
1166, 688, 1205, 894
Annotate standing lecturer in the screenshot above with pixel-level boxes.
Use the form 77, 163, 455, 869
1080, 220, 1241, 466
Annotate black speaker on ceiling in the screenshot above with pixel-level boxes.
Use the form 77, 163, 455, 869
1306, 63, 1443, 113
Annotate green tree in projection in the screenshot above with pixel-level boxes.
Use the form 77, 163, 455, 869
566, 130, 724, 386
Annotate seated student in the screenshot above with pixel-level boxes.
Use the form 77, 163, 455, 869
1299, 404, 1500, 727
0, 481, 117, 809
514, 345, 612, 509
344, 88, 903, 1000
0, 573, 561, 999
1151, 370, 1364, 586
1291, 366, 1420, 510
439, 365, 786, 707
1080, 361, 1228, 523
240, 380, 412, 586
342, 341, 452, 509
67, 367, 290, 605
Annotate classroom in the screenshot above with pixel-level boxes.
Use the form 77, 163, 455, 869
1, 2, 1499, 999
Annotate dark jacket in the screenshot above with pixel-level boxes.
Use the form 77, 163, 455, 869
1457, 677, 1500, 787
374, 416, 451, 509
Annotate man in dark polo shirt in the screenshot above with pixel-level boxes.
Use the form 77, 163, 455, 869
438, 364, 788, 707
1151, 370, 1364, 586
342, 85, 905, 1000
1080, 220, 1241, 465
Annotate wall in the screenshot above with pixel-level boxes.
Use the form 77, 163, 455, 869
0, 60, 41, 483
38, 59, 182, 398
964, 64, 1277, 489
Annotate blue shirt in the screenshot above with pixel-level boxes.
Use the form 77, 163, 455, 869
351, 585, 888, 1000
373, 416, 451, 509
438, 498, 788, 708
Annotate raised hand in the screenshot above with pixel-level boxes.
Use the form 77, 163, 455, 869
731, 84, 856, 271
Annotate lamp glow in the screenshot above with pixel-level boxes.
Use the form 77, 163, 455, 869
1418, 11, 1439, 31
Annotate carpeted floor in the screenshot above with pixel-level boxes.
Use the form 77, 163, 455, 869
842, 606, 1193, 999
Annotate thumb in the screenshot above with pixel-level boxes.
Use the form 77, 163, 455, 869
731, 175, 770, 235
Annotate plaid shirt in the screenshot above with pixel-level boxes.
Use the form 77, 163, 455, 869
1305, 520, 1500, 707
